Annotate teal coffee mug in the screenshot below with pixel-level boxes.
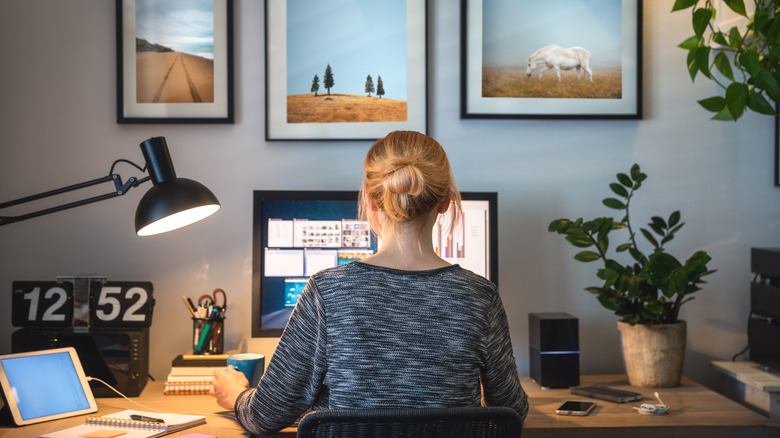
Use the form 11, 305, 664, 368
227, 353, 265, 387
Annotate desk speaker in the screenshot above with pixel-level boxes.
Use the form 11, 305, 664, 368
529, 312, 579, 388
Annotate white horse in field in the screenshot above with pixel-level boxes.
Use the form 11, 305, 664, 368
526, 45, 593, 82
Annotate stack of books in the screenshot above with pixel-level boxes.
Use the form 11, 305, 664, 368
163, 353, 230, 395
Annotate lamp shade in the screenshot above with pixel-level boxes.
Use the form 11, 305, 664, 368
135, 178, 220, 236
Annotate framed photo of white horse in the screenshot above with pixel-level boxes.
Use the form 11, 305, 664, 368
461, 0, 642, 119
116, 0, 234, 123
265, 0, 428, 141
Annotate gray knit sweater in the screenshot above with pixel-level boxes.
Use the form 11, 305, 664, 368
234, 262, 529, 435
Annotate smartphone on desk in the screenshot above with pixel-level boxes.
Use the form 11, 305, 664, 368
555, 400, 597, 416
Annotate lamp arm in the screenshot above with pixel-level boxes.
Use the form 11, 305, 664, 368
0, 173, 150, 227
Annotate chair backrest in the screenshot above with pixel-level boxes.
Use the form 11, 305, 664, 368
296, 406, 522, 438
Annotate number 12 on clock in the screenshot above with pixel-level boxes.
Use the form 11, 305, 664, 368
12, 281, 75, 327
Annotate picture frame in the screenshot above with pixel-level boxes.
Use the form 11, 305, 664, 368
461, 0, 642, 119
116, 0, 234, 124
265, 0, 428, 141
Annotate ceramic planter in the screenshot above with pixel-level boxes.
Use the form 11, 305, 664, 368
617, 320, 686, 387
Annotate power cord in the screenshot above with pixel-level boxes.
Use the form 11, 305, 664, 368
633, 392, 670, 416
86, 376, 236, 420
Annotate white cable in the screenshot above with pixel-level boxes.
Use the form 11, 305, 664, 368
632, 391, 670, 415
86, 376, 237, 420
86, 377, 163, 412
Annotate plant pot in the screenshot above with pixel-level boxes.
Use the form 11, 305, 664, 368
617, 320, 686, 388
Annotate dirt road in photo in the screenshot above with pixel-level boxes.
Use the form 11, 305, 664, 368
136, 52, 214, 103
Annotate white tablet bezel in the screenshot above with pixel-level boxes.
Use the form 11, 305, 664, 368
0, 347, 98, 426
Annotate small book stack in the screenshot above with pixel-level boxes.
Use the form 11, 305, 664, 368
163, 353, 229, 395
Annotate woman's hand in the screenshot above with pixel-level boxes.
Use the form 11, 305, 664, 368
209, 365, 250, 410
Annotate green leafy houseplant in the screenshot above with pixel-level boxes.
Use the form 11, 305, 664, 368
671, 0, 780, 121
548, 164, 715, 326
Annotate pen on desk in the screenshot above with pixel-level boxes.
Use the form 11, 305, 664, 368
182, 295, 196, 317
130, 414, 165, 424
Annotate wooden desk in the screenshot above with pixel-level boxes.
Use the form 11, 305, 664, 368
521, 375, 779, 438
2, 375, 777, 437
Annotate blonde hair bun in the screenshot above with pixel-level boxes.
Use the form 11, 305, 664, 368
360, 131, 461, 236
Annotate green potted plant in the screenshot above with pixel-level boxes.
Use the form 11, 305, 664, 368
548, 164, 715, 387
671, 0, 780, 121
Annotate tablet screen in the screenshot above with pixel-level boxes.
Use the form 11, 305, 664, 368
0, 347, 98, 425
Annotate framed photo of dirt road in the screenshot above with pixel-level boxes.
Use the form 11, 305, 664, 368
461, 0, 642, 119
116, 0, 234, 123
265, 0, 427, 141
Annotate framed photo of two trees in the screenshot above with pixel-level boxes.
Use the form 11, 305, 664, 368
265, 0, 428, 141
461, 0, 642, 119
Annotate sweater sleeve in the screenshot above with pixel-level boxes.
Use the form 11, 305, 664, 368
234, 278, 327, 435
480, 291, 529, 421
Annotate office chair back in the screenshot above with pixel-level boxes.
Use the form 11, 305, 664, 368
297, 406, 522, 438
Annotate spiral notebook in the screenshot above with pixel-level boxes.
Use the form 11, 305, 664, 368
39, 410, 206, 438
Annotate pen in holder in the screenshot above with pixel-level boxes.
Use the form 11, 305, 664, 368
192, 316, 224, 355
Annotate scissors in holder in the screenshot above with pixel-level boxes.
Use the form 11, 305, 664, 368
198, 288, 227, 316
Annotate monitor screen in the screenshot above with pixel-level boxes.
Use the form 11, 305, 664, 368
251, 190, 498, 337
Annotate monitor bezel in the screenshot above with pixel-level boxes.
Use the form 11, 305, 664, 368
251, 190, 498, 337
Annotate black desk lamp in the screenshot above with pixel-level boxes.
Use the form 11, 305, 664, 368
0, 137, 220, 236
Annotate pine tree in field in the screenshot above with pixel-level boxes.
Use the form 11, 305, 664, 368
365, 75, 375, 96
376, 75, 385, 99
324, 64, 334, 95
311, 74, 320, 97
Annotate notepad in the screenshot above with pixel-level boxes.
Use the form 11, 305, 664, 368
39, 410, 206, 438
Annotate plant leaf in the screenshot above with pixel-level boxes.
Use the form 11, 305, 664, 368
755, 70, 780, 101
651, 216, 668, 230
695, 46, 712, 78
548, 218, 571, 233
610, 183, 629, 197
698, 96, 727, 112
747, 92, 777, 115
678, 35, 703, 50
728, 26, 743, 48
575, 251, 601, 262
671, 0, 699, 11
725, 82, 749, 120
693, 7, 713, 37
641, 228, 660, 247
630, 164, 642, 180
668, 211, 681, 228
565, 234, 593, 248
723, 0, 747, 17
712, 31, 729, 47
711, 105, 736, 121
686, 49, 700, 81
617, 173, 633, 187
738, 49, 761, 77
603, 198, 626, 209
714, 51, 735, 81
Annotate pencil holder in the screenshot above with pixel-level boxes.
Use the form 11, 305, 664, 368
192, 317, 224, 355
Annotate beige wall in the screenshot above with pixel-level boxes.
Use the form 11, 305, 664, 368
0, 1, 776, 389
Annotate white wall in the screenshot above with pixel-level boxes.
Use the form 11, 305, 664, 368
1, 1, 777, 389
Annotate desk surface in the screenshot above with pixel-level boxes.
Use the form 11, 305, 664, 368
2, 375, 778, 437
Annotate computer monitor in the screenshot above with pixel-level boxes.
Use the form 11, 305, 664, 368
251, 190, 498, 337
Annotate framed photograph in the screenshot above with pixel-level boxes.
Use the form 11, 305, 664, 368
461, 0, 642, 119
265, 0, 428, 141
116, 0, 234, 123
